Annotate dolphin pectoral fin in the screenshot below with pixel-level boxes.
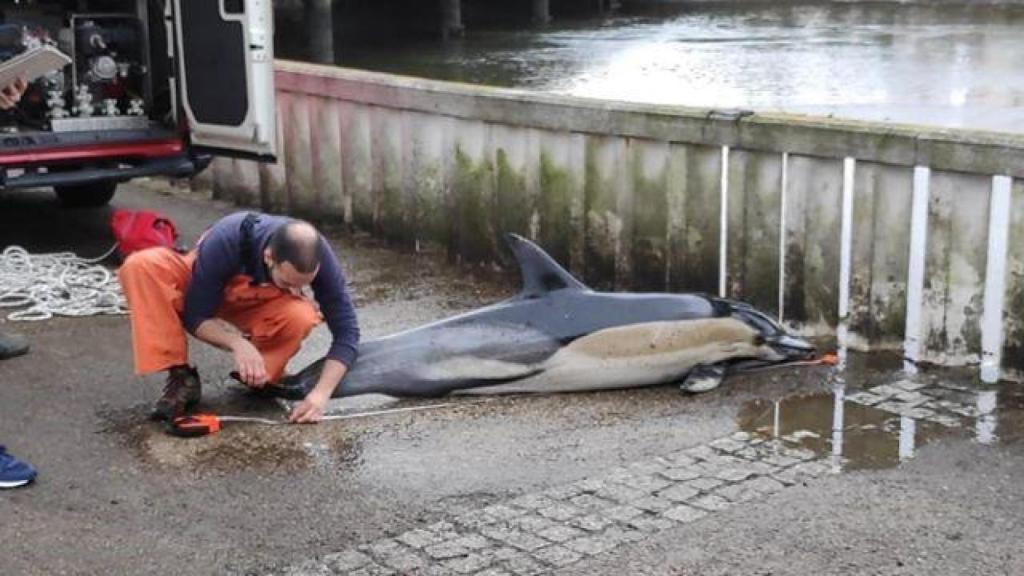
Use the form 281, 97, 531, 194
504, 233, 590, 299
679, 364, 726, 394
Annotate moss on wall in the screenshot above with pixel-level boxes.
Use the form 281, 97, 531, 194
668, 144, 720, 295
631, 141, 670, 292
1002, 180, 1024, 371
495, 148, 531, 241
453, 147, 497, 262
539, 150, 574, 268
727, 150, 781, 316
583, 137, 619, 290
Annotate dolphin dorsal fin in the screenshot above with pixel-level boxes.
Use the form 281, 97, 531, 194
504, 233, 589, 299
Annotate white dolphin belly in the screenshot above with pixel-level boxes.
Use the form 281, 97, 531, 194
455, 317, 765, 394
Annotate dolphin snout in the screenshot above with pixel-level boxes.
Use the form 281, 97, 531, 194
769, 334, 816, 360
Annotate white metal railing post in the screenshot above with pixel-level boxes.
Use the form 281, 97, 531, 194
719, 146, 729, 298
837, 158, 856, 367
778, 152, 788, 322
980, 175, 1013, 383
904, 166, 931, 373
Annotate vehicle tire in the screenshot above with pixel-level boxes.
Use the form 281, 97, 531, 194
54, 182, 117, 208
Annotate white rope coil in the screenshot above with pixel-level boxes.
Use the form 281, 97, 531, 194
0, 244, 126, 322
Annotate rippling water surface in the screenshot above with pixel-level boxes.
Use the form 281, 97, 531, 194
279, 3, 1024, 132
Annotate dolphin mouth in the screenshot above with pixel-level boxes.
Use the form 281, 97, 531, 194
769, 335, 817, 361
772, 334, 816, 352
730, 334, 818, 373
730, 354, 817, 374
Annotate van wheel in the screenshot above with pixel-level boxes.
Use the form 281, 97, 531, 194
55, 182, 117, 208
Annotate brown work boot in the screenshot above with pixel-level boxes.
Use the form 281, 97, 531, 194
151, 365, 201, 421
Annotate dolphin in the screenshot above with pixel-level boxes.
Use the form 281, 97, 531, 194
267, 234, 816, 400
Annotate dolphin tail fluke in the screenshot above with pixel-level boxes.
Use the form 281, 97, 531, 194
504, 233, 589, 299
263, 357, 324, 400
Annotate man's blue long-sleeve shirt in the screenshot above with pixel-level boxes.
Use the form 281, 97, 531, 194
183, 212, 360, 369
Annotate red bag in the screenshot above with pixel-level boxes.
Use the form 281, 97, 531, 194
110, 209, 179, 258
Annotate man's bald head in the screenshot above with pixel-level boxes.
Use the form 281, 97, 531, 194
268, 220, 321, 274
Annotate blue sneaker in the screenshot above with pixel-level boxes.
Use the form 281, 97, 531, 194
0, 446, 37, 489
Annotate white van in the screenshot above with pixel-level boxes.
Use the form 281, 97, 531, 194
0, 0, 276, 206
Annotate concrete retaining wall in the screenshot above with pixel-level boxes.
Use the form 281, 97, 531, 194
197, 60, 1024, 381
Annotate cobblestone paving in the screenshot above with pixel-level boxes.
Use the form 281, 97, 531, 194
277, 380, 981, 576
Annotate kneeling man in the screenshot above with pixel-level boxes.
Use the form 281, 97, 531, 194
119, 212, 359, 423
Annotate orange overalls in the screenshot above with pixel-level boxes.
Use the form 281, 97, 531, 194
118, 247, 320, 380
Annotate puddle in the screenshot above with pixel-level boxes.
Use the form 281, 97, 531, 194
738, 392, 955, 471
143, 427, 359, 473
97, 389, 497, 474
97, 404, 364, 474
737, 357, 1024, 472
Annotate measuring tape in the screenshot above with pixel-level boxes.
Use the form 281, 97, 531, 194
168, 401, 469, 438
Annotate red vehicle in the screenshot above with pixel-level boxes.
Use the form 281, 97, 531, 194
0, 0, 276, 207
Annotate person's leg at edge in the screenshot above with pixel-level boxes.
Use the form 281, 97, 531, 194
1, 331, 35, 488
0, 445, 36, 489
118, 248, 200, 420
0, 330, 28, 360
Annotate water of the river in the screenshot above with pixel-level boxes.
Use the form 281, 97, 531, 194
278, 3, 1024, 133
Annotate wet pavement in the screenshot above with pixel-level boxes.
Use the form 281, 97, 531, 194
275, 358, 1024, 575
1, 182, 1023, 575
284, 3, 1024, 133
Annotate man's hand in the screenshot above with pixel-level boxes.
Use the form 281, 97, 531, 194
289, 388, 330, 424
196, 318, 269, 387
0, 78, 28, 110
231, 339, 269, 388
288, 358, 347, 424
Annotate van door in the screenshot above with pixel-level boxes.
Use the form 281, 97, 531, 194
171, 0, 276, 160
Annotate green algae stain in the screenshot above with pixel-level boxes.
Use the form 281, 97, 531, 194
1003, 184, 1024, 372
881, 290, 908, 339
377, 174, 408, 245
631, 149, 669, 292
848, 166, 912, 346
415, 160, 448, 247
539, 151, 573, 267
669, 146, 720, 295
800, 169, 843, 328
1005, 274, 1024, 371
453, 147, 497, 263
583, 140, 617, 290
784, 238, 808, 323
495, 149, 531, 240
727, 152, 781, 316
